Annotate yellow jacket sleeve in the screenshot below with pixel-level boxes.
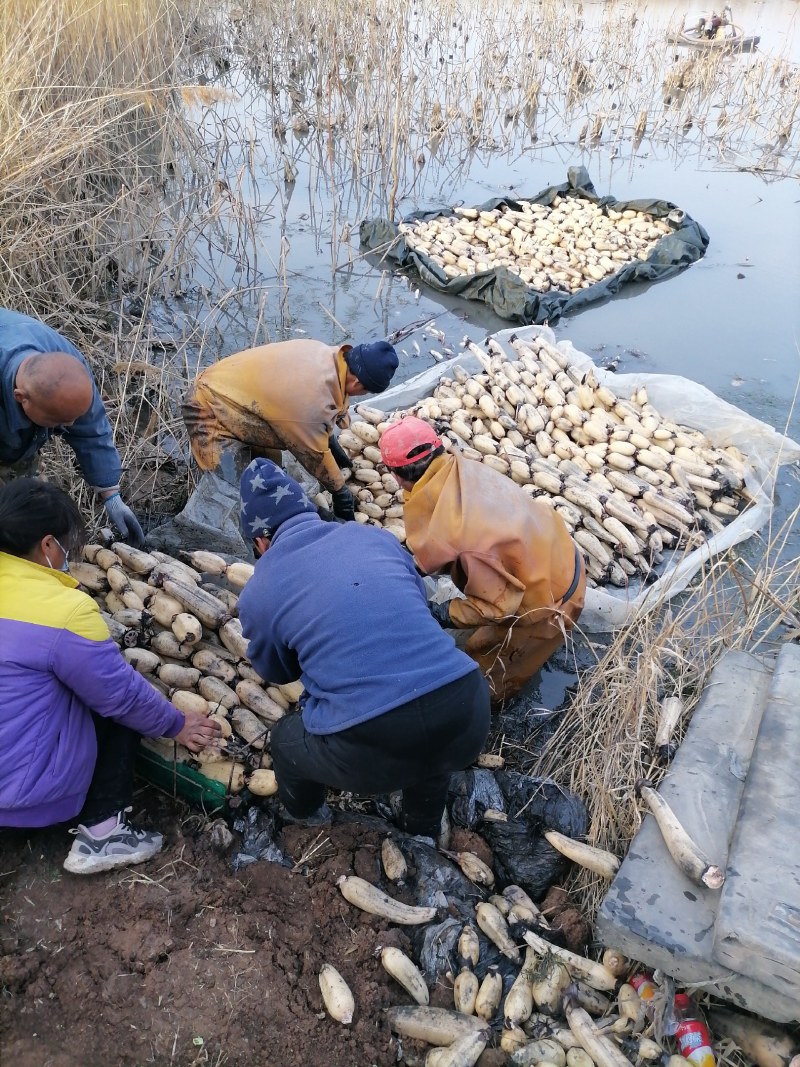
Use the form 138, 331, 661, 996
302, 441, 347, 494
446, 555, 526, 627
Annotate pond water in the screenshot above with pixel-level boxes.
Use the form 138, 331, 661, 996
163, 0, 800, 582
174, 0, 799, 420
129, 0, 799, 717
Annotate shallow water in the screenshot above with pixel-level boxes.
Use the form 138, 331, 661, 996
168, 0, 800, 563
176, 1, 798, 419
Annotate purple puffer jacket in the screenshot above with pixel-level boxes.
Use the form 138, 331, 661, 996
0, 551, 184, 827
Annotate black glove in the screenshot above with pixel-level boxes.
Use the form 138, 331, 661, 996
331, 486, 356, 522
328, 434, 353, 470
429, 599, 452, 628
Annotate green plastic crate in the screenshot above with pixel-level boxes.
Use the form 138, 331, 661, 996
137, 745, 228, 813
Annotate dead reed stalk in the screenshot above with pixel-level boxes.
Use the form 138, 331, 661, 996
0, 0, 260, 523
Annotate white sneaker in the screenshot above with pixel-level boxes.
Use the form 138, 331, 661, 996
63, 808, 163, 875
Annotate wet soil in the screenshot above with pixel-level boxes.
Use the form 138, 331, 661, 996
0, 622, 590, 1067
0, 789, 432, 1067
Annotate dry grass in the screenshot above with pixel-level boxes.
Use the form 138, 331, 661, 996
0, 0, 192, 521
0, 0, 188, 324
535, 491, 800, 924
3, 0, 797, 528
0, 0, 266, 524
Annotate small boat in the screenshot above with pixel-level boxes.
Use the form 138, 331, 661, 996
667, 7, 760, 53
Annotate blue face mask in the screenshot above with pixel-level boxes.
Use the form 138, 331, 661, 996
45, 536, 70, 573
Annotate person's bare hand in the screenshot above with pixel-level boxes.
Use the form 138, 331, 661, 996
176, 710, 222, 753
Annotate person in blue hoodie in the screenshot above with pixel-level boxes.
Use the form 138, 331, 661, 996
237, 459, 491, 839
0, 306, 144, 546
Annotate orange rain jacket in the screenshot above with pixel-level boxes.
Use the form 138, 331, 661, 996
403, 452, 586, 702
182, 340, 352, 493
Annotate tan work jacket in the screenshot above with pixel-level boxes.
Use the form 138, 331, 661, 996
185, 340, 351, 492
403, 452, 585, 701
405, 452, 579, 626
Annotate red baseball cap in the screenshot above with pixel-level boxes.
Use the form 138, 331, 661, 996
380, 416, 443, 469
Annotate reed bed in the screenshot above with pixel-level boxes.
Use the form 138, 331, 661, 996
217, 0, 800, 244
4, 0, 797, 525
534, 493, 800, 925
0, 0, 186, 325
0, 0, 268, 522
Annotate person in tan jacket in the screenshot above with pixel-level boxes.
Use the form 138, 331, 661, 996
380, 417, 586, 704
182, 338, 398, 520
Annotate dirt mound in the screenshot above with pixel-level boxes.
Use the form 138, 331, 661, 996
0, 791, 425, 1067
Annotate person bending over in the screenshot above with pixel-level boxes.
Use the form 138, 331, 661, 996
379, 417, 586, 704
0, 306, 144, 545
236, 458, 491, 840
182, 337, 399, 522
0, 479, 220, 873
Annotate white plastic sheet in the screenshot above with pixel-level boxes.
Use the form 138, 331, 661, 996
368, 324, 800, 632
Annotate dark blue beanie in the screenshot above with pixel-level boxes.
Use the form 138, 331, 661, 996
345, 341, 399, 394
239, 459, 316, 539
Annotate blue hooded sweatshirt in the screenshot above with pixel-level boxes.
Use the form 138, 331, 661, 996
238, 513, 477, 734
0, 307, 122, 488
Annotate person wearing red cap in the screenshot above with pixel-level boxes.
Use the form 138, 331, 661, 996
380, 417, 586, 704
182, 338, 399, 521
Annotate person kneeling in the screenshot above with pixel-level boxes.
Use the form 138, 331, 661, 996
379, 417, 586, 705
0, 479, 220, 873
237, 459, 491, 839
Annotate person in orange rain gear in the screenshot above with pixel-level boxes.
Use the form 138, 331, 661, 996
380, 417, 586, 704
182, 339, 399, 521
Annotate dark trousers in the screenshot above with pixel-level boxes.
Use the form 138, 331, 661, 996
79, 715, 141, 825
270, 669, 491, 838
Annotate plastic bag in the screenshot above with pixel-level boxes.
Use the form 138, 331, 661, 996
364, 324, 800, 632
147, 471, 253, 557
414, 917, 462, 985
404, 837, 484, 915
149, 449, 323, 557
448, 769, 506, 828
448, 769, 588, 902
231, 806, 289, 870
413, 918, 526, 990
495, 771, 588, 836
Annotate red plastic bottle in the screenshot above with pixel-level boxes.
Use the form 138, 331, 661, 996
672, 993, 716, 1067
629, 972, 657, 1008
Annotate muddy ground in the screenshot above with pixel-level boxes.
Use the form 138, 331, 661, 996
1, 789, 422, 1067
0, 642, 586, 1067
1, 785, 539, 1067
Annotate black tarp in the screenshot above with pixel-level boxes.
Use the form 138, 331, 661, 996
359, 166, 709, 326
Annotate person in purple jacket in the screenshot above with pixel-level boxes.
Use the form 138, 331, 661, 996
0, 478, 220, 874
237, 459, 491, 840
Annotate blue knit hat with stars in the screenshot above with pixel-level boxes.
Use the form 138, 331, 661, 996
239, 459, 316, 539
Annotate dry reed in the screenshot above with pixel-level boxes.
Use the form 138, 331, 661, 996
0, 0, 263, 524
219, 0, 800, 240
2, 0, 796, 529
